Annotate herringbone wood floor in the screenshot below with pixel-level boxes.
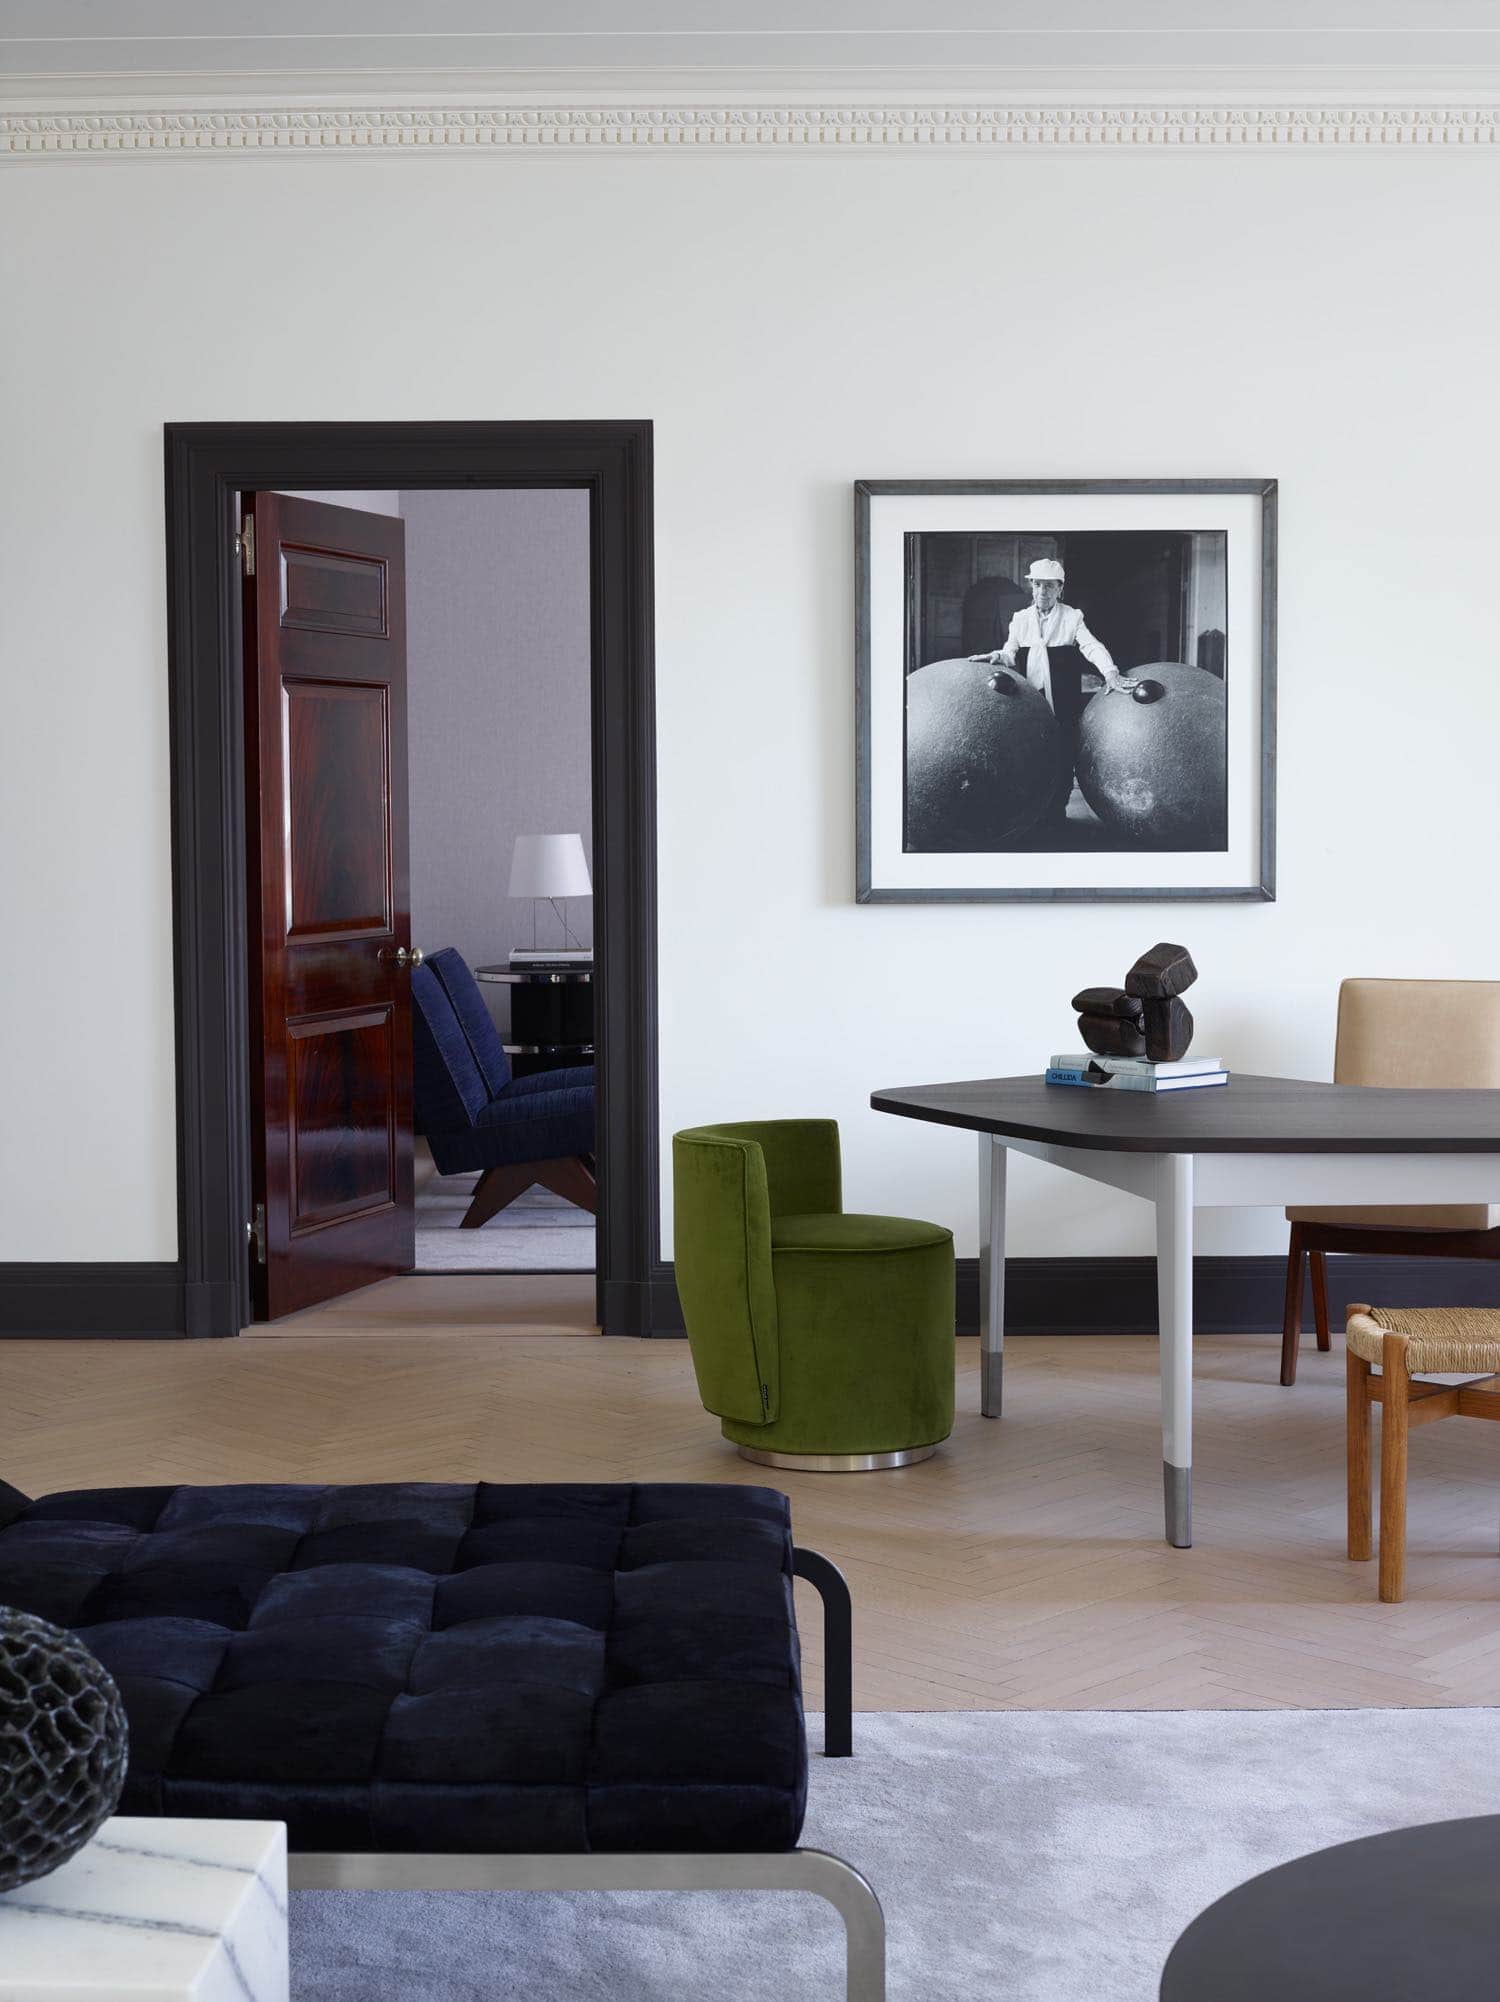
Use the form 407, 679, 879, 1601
6, 1275, 1500, 1710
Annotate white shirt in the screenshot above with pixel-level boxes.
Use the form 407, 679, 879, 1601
998, 602, 1116, 712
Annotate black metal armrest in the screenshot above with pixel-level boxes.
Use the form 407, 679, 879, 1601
792, 1546, 853, 1758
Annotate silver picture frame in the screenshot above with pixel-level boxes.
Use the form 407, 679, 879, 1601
855, 479, 1277, 903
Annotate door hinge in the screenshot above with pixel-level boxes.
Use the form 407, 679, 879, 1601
247, 1202, 267, 1265
237, 514, 256, 577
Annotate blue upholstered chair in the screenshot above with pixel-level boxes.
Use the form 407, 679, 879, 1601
412, 947, 596, 1228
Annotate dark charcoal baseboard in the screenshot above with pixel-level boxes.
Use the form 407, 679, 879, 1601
11, 1252, 1500, 1341
962, 1253, 1500, 1335
644, 1254, 1500, 1338
0, 1264, 189, 1339
600, 1276, 657, 1340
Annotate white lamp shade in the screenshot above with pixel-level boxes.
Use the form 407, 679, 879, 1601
508, 832, 593, 900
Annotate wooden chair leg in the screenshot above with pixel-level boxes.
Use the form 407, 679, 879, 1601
1310, 1250, 1331, 1352
1346, 1349, 1373, 1561
535, 1155, 598, 1216
462, 1157, 597, 1228
1280, 1224, 1306, 1386
1379, 1330, 1411, 1603
461, 1163, 534, 1229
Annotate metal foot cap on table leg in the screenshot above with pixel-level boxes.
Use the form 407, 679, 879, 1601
981, 1349, 1003, 1419
1164, 1462, 1192, 1548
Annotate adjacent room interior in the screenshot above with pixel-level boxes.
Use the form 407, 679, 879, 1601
274, 486, 598, 1284
4, 8, 1500, 2002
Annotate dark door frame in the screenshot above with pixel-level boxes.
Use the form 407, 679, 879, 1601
164, 421, 658, 1337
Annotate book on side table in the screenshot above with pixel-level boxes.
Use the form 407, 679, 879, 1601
1045, 1054, 1229, 1092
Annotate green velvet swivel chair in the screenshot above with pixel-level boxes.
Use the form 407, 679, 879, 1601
673, 1119, 955, 1471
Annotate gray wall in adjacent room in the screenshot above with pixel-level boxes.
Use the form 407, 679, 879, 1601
402, 488, 593, 1031
277, 490, 402, 514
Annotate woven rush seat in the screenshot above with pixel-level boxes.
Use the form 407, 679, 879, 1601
1346, 1307, 1500, 1376
1345, 1305, 1500, 1602
0, 1479, 808, 1855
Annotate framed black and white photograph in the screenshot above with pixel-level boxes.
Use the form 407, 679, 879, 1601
855, 480, 1276, 902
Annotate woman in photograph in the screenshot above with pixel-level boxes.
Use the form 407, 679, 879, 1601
970, 557, 1135, 824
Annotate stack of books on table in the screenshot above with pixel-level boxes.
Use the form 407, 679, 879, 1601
1044, 1055, 1229, 1092
509, 948, 593, 968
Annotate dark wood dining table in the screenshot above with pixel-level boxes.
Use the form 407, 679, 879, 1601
872, 1072, 1500, 1547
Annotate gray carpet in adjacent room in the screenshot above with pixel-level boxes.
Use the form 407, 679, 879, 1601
414, 1177, 595, 1273
290, 1707, 1500, 2000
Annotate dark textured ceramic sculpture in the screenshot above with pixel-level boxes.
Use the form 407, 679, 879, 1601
0, 1606, 128, 1891
1072, 943, 1199, 1063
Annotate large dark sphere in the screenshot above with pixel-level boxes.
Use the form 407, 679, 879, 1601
905, 657, 1065, 850
1076, 661, 1227, 845
0, 1607, 128, 1891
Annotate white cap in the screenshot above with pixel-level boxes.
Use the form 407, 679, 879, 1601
1026, 558, 1065, 583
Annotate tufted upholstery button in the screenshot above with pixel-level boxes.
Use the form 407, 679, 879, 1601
0, 1482, 807, 1855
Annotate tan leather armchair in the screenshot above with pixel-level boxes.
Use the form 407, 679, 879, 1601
1281, 978, 1500, 1384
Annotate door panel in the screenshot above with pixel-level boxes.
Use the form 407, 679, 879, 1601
288, 1008, 397, 1228
245, 493, 413, 1319
283, 680, 392, 940
280, 543, 389, 638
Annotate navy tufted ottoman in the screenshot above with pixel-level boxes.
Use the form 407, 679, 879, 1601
0, 1477, 882, 1998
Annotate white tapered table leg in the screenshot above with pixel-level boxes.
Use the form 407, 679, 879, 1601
1156, 1153, 1195, 1548
978, 1136, 1006, 1418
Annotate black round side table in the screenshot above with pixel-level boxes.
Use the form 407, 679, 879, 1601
1161, 1815, 1500, 2002
475, 963, 594, 1079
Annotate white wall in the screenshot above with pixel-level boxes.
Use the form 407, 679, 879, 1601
3, 149, 1498, 1264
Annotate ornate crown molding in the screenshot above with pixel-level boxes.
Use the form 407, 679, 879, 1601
4, 100, 1498, 159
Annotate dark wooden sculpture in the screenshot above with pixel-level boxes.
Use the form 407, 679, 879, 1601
1071, 988, 1145, 1021
1072, 943, 1198, 1063
1123, 943, 1197, 1000
1073, 1012, 1147, 1058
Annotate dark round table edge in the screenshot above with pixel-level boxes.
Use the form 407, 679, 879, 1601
869, 1077, 1500, 1155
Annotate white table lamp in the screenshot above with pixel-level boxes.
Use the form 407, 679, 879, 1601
509, 832, 592, 951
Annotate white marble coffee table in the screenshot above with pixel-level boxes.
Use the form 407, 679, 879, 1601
0, 1817, 288, 2001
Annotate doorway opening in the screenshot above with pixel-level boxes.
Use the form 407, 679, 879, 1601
165, 423, 658, 1337
265, 486, 598, 1290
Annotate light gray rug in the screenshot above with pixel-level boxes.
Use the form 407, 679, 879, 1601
415, 1178, 594, 1274
290, 1708, 1500, 2000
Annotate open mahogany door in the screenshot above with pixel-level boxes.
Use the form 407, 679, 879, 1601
243, 494, 414, 1319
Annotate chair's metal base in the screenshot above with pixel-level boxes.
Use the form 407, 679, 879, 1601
290, 1846, 886, 2000
738, 1443, 939, 1473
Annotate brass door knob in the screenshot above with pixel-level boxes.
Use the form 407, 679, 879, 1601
379, 946, 411, 968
